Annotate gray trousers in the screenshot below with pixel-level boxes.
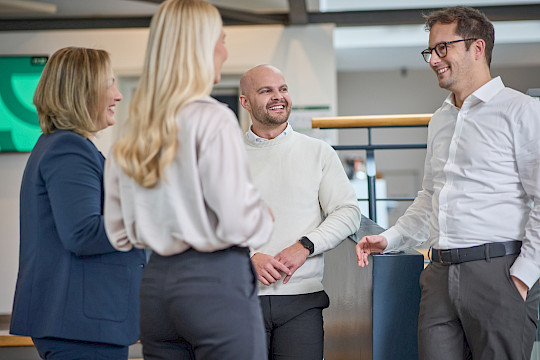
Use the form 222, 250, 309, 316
139, 246, 266, 360
419, 254, 540, 360
259, 291, 330, 360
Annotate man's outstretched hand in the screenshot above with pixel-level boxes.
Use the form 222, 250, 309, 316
355, 235, 387, 267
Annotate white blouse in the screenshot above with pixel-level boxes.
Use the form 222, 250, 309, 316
104, 97, 273, 256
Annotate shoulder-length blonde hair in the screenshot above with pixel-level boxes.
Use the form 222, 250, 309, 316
33, 47, 111, 138
113, 0, 222, 188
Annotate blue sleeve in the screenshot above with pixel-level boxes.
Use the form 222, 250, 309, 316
41, 135, 116, 256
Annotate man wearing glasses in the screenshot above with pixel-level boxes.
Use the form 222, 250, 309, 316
356, 6, 540, 360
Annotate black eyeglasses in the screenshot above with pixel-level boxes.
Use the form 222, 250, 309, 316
421, 38, 477, 63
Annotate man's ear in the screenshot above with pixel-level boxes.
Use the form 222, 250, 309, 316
239, 95, 250, 111
473, 38, 486, 61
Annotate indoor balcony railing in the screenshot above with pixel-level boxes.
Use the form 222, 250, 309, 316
312, 113, 431, 224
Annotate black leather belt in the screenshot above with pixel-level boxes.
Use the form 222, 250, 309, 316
431, 241, 522, 265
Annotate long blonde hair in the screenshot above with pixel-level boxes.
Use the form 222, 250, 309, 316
114, 0, 222, 187
34, 47, 110, 138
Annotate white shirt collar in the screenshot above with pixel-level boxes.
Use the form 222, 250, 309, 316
247, 123, 291, 142
444, 76, 504, 108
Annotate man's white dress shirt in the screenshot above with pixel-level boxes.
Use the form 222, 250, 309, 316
383, 77, 540, 289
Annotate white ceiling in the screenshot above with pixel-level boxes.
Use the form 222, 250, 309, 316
1, 0, 539, 72
320, 0, 540, 11
335, 20, 540, 71
0, 0, 159, 17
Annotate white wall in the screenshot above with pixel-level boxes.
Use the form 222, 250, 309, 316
0, 24, 336, 314
336, 65, 540, 225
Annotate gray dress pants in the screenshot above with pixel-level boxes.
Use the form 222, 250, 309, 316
259, 291, 330, 360
418, 254, 540, 360
139, 246, 266, 360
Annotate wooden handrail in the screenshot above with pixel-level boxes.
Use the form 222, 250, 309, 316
0, 334, 33, 347
312, 114, 432, 129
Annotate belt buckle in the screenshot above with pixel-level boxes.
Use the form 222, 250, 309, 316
436, 249, 450, 265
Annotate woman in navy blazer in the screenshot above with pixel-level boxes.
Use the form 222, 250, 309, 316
10, 47, 146, 360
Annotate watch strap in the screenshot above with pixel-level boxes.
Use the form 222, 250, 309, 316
299, 236, 314, 255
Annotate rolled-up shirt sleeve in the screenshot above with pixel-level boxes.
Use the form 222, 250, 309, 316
511, 99, 540, 289
383, 127, 434, 253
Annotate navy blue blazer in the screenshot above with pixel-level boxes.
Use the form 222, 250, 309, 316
10, 130, 146, 346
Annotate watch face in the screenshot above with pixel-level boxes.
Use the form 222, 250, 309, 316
300, 237, 314, 254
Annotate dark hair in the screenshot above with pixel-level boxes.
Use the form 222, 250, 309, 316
424, 6, 494, 67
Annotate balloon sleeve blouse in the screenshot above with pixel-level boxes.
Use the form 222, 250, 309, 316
104, 97, 274, 255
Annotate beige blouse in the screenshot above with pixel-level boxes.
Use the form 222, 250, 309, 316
104, 97, 273, 256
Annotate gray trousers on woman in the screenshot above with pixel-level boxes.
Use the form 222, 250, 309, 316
419, 254, 540, 360
139, 246, 266, 360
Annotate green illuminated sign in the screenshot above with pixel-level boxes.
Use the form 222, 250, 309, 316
0, 56, 47, 152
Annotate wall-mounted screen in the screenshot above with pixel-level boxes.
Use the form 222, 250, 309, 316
0, 55, 48, 152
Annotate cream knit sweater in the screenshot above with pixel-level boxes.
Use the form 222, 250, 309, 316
244, 129, 361, 296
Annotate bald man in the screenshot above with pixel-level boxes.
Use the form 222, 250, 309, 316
240, 65, 362, 359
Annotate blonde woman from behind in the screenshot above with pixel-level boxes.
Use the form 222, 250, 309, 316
104, 0, 274, 359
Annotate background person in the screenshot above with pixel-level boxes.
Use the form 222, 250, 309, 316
240, 64, 362, 359
356, 6, 540, 360
104, 1, 274, 359
10, 46, 145, 360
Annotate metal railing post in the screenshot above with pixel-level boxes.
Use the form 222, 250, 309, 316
365, 128, 377, 222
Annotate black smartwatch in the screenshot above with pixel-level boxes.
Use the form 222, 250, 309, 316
298, 236, 314, 255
